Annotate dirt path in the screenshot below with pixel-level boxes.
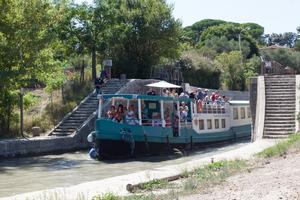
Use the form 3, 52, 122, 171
181, 153, 300, 200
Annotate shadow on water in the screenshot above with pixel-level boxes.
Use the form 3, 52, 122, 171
100, 138, 251, 164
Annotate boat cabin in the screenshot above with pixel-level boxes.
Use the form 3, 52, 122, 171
97, 94, 251, 136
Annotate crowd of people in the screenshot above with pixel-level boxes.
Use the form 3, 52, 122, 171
147, 87, 230, 106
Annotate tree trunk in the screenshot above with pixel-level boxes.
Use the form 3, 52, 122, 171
80, 59, 85, 84
92, 50, 97, 80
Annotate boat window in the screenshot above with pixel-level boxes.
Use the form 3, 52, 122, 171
233, 107, 239, 120
247, 107, 251, 118
207, 119, 212, 129
141, 100, 160, 126
215, 119, 219, 129
199, 120, 204, 130
241, 107, 246, 119
221, 119, 226, 128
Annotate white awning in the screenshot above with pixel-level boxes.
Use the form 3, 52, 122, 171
146, 81, 181, 88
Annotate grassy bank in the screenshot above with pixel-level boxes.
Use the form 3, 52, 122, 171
93, 133, 300, 200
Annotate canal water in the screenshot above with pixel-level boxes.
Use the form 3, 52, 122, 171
0, 141, 249, 198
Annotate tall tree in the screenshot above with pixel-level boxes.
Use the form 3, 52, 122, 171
0, 0, 64, 135
109, 0, 182, 78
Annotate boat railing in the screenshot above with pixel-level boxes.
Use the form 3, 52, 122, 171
195, 101, 229, 114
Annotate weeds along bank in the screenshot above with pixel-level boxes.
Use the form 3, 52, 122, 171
2, 76, 94, 139
92, 134, 300, 200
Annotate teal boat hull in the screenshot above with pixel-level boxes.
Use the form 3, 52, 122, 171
93, 119, 251, 158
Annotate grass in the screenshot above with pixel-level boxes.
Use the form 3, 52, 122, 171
95, 134, 300, 200
258, 133, 300, 158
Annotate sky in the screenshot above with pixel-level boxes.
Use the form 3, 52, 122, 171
75, 0, 300, 34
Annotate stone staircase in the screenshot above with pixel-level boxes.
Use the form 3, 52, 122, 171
49, 79, 128, 137
263, 75, 296, 138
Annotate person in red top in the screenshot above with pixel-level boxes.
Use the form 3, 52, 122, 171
113, 104, 124, 122
210, 92, 216, 102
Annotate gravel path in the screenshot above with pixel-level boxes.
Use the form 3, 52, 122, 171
181, 153, 300, 200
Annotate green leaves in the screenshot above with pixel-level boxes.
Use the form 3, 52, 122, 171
0, 0, 65, 134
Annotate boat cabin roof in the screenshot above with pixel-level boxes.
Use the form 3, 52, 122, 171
228, 100, 249, 105
97, 94, 249, 105
97, 94, 193, 102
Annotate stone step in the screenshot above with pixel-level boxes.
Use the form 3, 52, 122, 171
263, 134, 290, 139
60, 122, 82, 126
69, 116, 90, 120
265, 79, 295, 83
51, 132, 71, 137
266, 93, 295, 97
266, 105, 295, 108
264, 123, 295, 128
264, 127, 295, 132
265, 110, 295, 114
265, 84, 296, 89
265, 108, 295, 112
265, 114, 295, 118
264, 121, 295, 126
266, 96, 296, 101
57, 124, 79, 128
265, 116, 295, 120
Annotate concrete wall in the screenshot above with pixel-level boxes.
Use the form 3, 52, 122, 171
296, 75, 300, 132
250, 76, 265, 141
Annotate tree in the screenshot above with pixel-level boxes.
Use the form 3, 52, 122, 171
183, 19, 226, 45
0, 0, 65, 135
57, 1, 118, 80
260, 48, 300, 72
199, 24, 260, 57
203, 36, 251, 58
215, 51, 244, 90
180, 49, 220, 88
108, 0, 182, 78
265, 32, 297, 47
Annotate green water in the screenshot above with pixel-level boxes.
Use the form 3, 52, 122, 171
0, 141, 249, 198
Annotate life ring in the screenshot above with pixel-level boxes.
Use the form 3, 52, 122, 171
197, 100, 202, 113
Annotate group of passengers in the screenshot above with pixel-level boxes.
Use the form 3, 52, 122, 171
147, 87, 229, 106
107, 104, 139, 125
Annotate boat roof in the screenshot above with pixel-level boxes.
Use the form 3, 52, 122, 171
97, 94, 250, 105
98, 94, 193, 102
229, 100, 249, 105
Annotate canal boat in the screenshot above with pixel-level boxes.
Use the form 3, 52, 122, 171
88, 94, 251, 159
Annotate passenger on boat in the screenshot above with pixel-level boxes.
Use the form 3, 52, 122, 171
113, 104, 124, 123
170, 89, 178, 97
179, 91, 189, 98
126, 105, 138, 125
107, 105, 116, 119
147, 88, 156, 95
179, 106, 188, 122
181, 102, 189, 112
196, 88, 204, 100
164, 108, 171, 127
123, 107, 128, 122
162, 89, 170, 97
152, 113, 162, 126
210, 92, 217, 102
189, 90, 196, 99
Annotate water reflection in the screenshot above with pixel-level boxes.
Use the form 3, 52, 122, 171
0, 140, 250, 198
